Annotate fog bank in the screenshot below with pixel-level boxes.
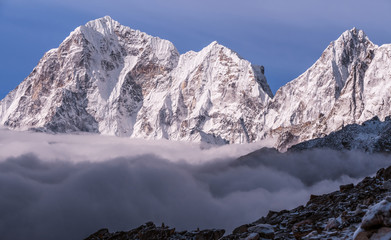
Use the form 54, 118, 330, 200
0, 128, 390, 240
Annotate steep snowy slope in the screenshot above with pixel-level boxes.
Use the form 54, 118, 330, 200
2, 17, 391, 148
0, 16, 180, 135
265, 28, 391, 150
132, 41, 273, 143
0, 16, 272, 144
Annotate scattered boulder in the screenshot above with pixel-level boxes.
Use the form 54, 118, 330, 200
84, 222, 224, 240
244, 233, 260, 240
361, 200, 391, 230
232, 224, 250, 234
86, 229, 111, 240
370, 227, 391, 239
340, 183, 354, 192
247, 224, 274, 239
354, 198, 391, 239
381, 166, 391, 181
325, 217, 341, 231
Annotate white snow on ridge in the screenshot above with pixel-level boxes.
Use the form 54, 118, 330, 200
0, 16, 272, 145
262, 27, 391, 150
1, 17, 391, 149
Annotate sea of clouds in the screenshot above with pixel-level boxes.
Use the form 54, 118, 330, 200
0, 127, 390, 240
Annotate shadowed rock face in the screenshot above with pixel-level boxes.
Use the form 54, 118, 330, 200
289, 116, 391, 153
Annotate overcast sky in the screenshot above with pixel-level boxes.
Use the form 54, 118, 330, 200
0, 0, 391, 98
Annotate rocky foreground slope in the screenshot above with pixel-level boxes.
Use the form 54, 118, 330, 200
1, 16, 391, 149
85, 165, 391, 240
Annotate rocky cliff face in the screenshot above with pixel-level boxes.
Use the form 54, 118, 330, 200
2, 17, 391, 149
0, 16, 272, 144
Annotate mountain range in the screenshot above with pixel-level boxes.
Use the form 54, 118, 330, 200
1, 16, 391, 150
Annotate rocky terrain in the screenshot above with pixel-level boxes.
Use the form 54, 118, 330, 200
85, 222, 225, 240
1, 16, 391, 150
289, 116, 391, 153
84, 165, 391, 240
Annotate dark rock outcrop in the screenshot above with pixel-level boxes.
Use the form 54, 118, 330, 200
84, 222, 224, 240
289, 116, 391, 153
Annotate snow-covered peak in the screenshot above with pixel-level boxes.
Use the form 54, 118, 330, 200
208, 40, 219, 47
0, 16, 273, 145
149, 37, 180, 65
6, 17, 391, 150
199, 41, 223, 55
201, 40, 243, 59
84, 15, 120, 35
329, 27, 375, 71
78, 16, 179, 63
263, 27, 380, 150
335, 27, 370, 46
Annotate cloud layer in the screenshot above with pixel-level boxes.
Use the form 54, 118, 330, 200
0, 128, 390, 240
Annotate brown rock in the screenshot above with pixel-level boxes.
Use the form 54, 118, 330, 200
310, 194, 320, 201
361, 214, 384, 230
292, 219, 314, 239
248, 224, 274, 239
382, 166, 391, 180
266, 211, 278, 219
363, 196, 375, 206
233, 224, 250, 234
340, 183, 354, 192
84, 228, 110, 240
325, 218, 340, 231
245, 233, 260, 240
138, 227, 175, 240
354, 231, 369, 240
370, 227, 391, 239
193, 229, 225, 240
361, 200, 391, 230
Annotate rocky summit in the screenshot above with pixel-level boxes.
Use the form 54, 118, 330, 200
85, 165, 391, 240
2, 17, 391, 150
